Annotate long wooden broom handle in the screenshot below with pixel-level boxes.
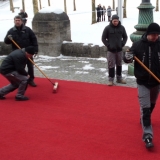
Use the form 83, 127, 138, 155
134, 56, 160, 83
9, 37, 55, 85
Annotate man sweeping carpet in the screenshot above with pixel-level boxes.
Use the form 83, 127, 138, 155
0, 46, 35, 101
124, 23, 160, 149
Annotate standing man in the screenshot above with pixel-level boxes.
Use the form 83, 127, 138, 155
124, 23, 160, 149
0, 46, 35, 101
102, 14, 128, 86
18, 9, 28, 25
4, 15, 38, 87
96, 5, 101, 22
106, 6, 112, 22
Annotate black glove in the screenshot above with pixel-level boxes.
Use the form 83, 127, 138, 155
8, 35, 13, 40
34, 52, 38, 58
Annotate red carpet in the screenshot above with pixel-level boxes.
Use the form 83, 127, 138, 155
0, 75, 160, 160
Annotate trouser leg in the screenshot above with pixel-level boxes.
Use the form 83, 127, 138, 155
150, 86, 159, 113
116, 51, 123, 81
99, 16, 101, 22
11, 71, 29, 97
1, 71, 29, 98
107, 51, 116, 82
108, 16, 110, 21
27, 58, 34, 81
97, 16, 99, 22
138, 84, 159, 140
150, 103, 155, 113
0, 73, 20, 96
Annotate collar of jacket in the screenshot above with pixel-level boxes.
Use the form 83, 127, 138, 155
13, 25, 26, 31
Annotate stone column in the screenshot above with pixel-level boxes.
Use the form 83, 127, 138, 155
130, 0, 154, 43
32, 9, 71, 57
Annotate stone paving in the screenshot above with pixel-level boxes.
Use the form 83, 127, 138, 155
0, 55, 137, 88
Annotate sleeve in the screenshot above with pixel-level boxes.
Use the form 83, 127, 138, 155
29, 28, 38, 53
101, 27, 109, 47
4, 30, 12, 44
122, 27, 128, 47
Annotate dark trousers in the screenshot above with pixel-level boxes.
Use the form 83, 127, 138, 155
108, 16, 111, 22
27, 58, 34, 81
97, 16, 101, 22
0, 71, 28, 98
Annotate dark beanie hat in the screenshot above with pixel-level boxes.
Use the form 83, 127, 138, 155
112, 14, 119, 20
146, 23, 160, 35
25, 46, 35, 55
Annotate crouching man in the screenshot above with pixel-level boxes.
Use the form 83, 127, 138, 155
0, 46, 35, 101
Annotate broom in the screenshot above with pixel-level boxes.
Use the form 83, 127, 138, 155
8, 36, 59, 93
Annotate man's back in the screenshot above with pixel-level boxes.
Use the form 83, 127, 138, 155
0, 49, 27, 75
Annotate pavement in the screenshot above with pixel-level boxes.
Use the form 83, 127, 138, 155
0, 54, 137, 88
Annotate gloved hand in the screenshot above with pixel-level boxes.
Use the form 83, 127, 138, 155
8, 35, 13, 40
125, 51, 133, 60
34, 52, 38, 58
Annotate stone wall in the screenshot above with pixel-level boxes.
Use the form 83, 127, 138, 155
0, 42, 12, 55
0, 41, 129, 58
61, 42, 107, 58
61, 42, 130, 58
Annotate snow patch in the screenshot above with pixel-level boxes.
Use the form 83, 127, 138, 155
83, 64, 94, 70
39, 7, 63, 14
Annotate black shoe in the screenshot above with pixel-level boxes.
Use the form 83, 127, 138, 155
0, 95, 6, 100
15, 96, 29, 101
28, 81, 37, 87
145, 138, 154, 148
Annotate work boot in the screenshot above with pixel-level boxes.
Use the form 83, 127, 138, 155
28, 80, 37, 87
0, 95, 6, 100
145, 137, 154, 149
116, 79, 126, 84
108, 81, 113, 86
15, 96, 29, 101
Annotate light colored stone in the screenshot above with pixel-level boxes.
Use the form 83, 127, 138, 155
32, 11, 71, 57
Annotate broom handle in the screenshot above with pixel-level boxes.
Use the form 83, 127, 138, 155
9, 38, 55, 85
134, 56, 160, 83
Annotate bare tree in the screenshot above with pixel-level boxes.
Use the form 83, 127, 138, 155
32, 0, 39, 15
123, 0, 127, 18
39, 0, 42, 9
155, 0, 159, 11
73, 0, 76, 11
91, 0, 96, 24
112, 0, 115, 10
22, 0, 25, 11
10, 0, 14, 12
48, 0, 50, 6
64, 0, 67, 13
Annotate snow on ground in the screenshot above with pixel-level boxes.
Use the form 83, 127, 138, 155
0, 0, 159, 77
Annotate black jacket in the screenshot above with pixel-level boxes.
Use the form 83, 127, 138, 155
0, 49, 28, 76
124, 34, 160, 88
4, 25, 38, 53
96, 6, 101, 17
102, 21, 128, 52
